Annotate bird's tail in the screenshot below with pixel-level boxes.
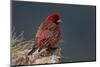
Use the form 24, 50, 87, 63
27, 45, 36, 55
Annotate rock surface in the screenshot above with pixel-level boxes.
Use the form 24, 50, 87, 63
11, 47, 61, 65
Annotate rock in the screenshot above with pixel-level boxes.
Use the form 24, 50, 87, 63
11, 48, 61, 65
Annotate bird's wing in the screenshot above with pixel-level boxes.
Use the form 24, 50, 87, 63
41, 29, 58, 47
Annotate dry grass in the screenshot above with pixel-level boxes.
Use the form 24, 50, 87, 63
11, 28, 61, 66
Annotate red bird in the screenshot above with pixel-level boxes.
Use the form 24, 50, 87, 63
28, 12, 61, 55
35, 12, 61, 48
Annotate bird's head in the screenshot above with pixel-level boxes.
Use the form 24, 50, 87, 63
46, 12, 61, 24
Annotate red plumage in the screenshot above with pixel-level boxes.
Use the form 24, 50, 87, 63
34, 12, 61, 49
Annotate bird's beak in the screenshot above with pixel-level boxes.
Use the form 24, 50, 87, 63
57, 19, 62, 22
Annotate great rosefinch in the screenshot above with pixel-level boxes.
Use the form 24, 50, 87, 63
28, 12, 61, 55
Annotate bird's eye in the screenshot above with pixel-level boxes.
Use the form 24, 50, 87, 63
57, 19, 61, 22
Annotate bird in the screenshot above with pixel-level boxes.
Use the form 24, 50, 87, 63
28, 12, 61, 55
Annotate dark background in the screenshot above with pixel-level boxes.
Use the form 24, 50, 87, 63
12, 1, 96, 63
